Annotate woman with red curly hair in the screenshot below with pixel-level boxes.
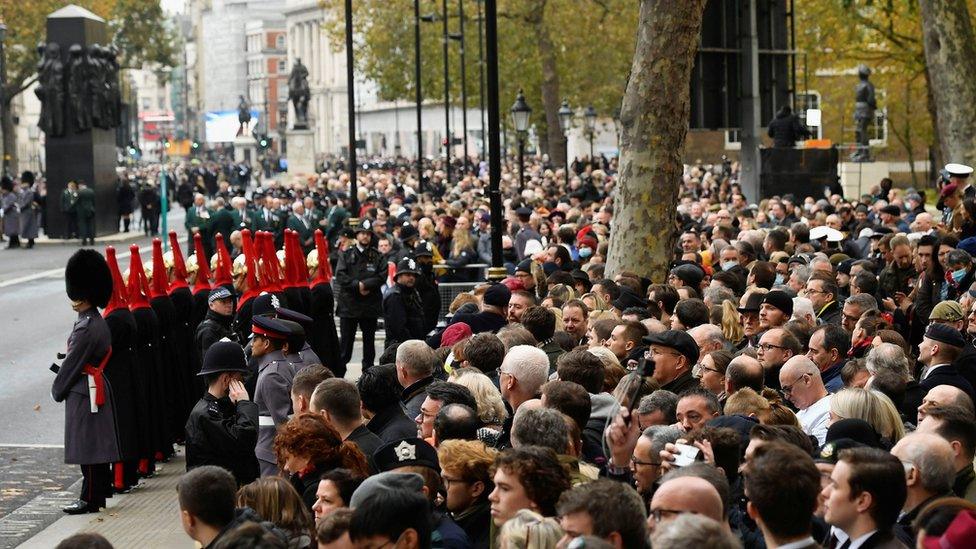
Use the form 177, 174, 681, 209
273, 412, 369, 511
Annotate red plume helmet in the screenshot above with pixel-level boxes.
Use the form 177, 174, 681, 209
262, 231, 284, 293
239, 229, 261, 306
290, 230, 309, 286
102, 246, 128, 317
312, 229, 333, 286
282, 229, 296, 287
167, 231, 189, 293
150, 238, 168, 299
127, 244, 151, 310
193, 232, 213, 295
213, 233, 233, 288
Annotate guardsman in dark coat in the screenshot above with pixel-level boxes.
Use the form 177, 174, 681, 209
54, 249, 119, 514
76, 181, 96, 246
308, 230, 342, 375
383, 258, 427, 348
335, 219, 385, 372
185, 340, 260, 485
251, 316, 300, 476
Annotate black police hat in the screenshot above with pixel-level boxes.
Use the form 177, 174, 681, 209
66, 249, 113, 309
414, 240, 434, 258
251, 315, 292, 340
198, 340, 247, 376
373, 437, 439, 472
396, 257, 420, 277
642, 330, 700, 365
252, 292, 283, 317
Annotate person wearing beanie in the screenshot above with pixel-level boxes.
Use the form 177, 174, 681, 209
759, 290, 793, 331
184, 341, 259, 485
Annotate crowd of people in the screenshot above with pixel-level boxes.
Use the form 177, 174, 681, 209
46, 152, 976, 549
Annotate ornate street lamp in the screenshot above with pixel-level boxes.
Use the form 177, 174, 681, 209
510, 89, 531, 192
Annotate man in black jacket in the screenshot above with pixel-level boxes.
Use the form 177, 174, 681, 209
426, 283, 510, 348
383, 258, 427, 348
767, 105, 811, 148
195, 287, 238, 360
184, 341, 259, 485
357, 364, 417, 444
335, 219, 385, 372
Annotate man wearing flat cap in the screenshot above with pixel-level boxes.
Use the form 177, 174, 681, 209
184, 340, 259, 485
642, 330, 700, 394
878, 204, 909, 233
251, 316, 300, 476
918, 324, 976, 404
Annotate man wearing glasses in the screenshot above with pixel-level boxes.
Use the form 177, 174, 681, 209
642, 330, 700, 395
756, 328, 802, 392
779, 356, 832, 446
805, 273, 842, 326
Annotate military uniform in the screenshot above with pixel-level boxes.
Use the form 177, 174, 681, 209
335, 220, 385, 371
251, 317, 301, 476
55, 250, 119, 514
76, 185, 96, 245
61, 186, 79, 238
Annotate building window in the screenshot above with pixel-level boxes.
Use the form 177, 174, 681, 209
278, 60, 287, 73
276, 35, 286, 50
869, 89, 887, 147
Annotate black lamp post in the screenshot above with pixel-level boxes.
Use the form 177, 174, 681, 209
510, 89, 531, 193
485, 0, 505, 279
453, 0, 469, 175
476, 0, 486, 163
413, 0, 424, 193
584, 104, 597, 162
344, 0, 359, 216
0, 21, 6, 176
440, 0, 452, 185
558, 99, 573, 188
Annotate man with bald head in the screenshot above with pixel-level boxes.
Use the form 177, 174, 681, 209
890, 433, 956, 545
917, 384, 975, 425
724, 355, 764, 398
780, 356, 832, 445
648, 475, 724, 533
756, 328, 801, 391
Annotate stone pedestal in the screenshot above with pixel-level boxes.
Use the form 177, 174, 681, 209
43, 6, 117, 239
839, 161, 890, 200
286, 129, 316, 176
233, 136, 257, 164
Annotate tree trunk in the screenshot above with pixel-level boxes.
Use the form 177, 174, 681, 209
528, 0, 565, 169
605, 0, 706, 280
2, 96, 18, 175
922, 65, 942, 179
919, 0, 976, 167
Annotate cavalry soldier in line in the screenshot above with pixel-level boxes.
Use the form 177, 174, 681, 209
335, 219, 385, 375
54, 249, 119, 514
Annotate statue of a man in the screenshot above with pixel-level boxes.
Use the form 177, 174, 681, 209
237, 95, 252, 136
67, 44, 93, 133
852, 64, 877, 162
288, 59, 311, 129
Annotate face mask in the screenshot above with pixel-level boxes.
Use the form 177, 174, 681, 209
775, 274, 785, 286
579, 247, 593, 258
952, 268, 968, 283
722, 261, 737, 272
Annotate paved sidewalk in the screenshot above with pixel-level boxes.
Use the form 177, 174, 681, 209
18, 452, 190, 549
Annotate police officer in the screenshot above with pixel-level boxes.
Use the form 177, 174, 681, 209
335, 219, 385, 372
383, 258, 427, 348
184, 340, 259, 485
251, 315, 300, 476
275, 307, 322, 367
413, 240, 442, 335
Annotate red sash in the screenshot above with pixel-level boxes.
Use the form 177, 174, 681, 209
82, 347, 113, 406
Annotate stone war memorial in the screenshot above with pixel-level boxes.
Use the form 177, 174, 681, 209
40, 5, 122, 239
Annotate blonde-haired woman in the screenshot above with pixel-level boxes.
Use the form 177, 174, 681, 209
829, 388, 905, 444
448, 367, 508, 446
497, 509, 564, 549
580, 291, 609, 313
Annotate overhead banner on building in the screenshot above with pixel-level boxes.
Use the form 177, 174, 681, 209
204, 109, 260, 143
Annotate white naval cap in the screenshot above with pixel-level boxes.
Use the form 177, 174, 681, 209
945, 163, 974, 177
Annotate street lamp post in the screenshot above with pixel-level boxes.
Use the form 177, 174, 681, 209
0, 22, 7, 176
558, 99, 572, 189
453, 0, 469, 176
510, 89, 531, 193
584, 105, 596, 163
414, 0, 424, 193
345, 0, 359, 216
485, 0, 505, 279
476, 0, 486, 163
441, 0, 452, 185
